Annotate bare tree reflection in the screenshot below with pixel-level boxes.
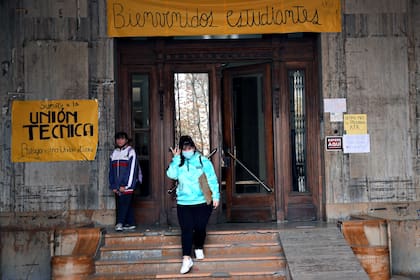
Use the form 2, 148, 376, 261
174, 73, 210, 155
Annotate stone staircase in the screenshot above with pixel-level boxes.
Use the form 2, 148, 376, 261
89, 228, 288, 279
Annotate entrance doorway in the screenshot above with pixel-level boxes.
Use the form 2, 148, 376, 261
116, 34, 323, 225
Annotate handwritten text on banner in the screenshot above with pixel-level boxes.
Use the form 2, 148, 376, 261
12, 100, 98, 162
107, 0, 341, 37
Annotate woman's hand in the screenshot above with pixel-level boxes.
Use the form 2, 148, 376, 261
213, 200, 220, 209
169, 146, 181, 156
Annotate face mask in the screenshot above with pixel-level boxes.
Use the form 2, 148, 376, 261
182, 150, 194, 159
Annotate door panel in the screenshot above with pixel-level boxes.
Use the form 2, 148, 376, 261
118, 65, 163, 225
222, 64, 275, 222
279, 61, 321, 221
166, 70, 215, 226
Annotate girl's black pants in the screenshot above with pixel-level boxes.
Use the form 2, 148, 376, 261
177, 203, 213, 256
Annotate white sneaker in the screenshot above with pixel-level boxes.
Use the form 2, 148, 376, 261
115, 223, 123, 231
180, 257, 193, 274
194, 249, 205, 260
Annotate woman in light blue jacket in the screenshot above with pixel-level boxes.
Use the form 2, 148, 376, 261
166, 135, 220, 274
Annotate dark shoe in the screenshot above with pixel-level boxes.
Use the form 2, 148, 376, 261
123, 224, 136, 230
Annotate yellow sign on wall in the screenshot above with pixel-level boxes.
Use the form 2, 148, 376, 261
344, 114, 367, 135
12, 100, 98, 162
107, 0, 341, 37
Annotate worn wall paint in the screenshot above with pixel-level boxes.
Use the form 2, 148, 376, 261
0, 0, 116, 225
322, 0, 419, 216
0, 230, 52, 280
1, 0, 115, 277
24, 41, 89, 99
0, 0, 419, 278
346, 37, 410, 177
0, 0, 417, 223
389, 220, 420, 275
344, 0, 407, 14
23, 0, 88, 18
326, 201, 420, 221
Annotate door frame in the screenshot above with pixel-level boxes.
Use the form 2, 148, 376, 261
222, 63, 276, 222
116, 34, 324, 225
275, 59, 323, 221
163, 63, 222, 226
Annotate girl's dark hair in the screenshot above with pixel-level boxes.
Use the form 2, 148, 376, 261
114, 131, 131, 148
115, 131, 129, 140
178, 135, 196, 167
179, 135, 195, 149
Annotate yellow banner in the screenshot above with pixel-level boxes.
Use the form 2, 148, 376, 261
107, 0, 341, 37
12, 100, 98, 162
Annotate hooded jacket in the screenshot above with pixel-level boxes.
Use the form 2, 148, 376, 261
109, 145, 137, 194
166, 151, 220, 205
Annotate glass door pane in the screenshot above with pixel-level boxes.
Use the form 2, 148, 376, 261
131, 74, 150, 197
288, 70, 307, 192
174, 73, 210, 155
232, 74, 267, 194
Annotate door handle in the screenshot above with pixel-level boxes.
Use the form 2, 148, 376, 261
225, 151, 273, 193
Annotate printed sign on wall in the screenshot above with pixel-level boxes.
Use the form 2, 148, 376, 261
12, 99, 98, 162
326, 136, 342, 151
344, 114, 367, 135
343, 134, 370, 154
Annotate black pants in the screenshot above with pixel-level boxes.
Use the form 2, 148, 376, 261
177, 203, 213, 256
116, 193, 135, 226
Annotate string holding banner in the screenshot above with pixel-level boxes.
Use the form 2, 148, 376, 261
107, 0, 341, 37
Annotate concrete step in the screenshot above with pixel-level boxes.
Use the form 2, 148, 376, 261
91, 229, 287, 279
100, 242, 282, 261
103, 230, 280, 247
91, 269, 286, 279
94, 256, 286, 274
88, 224, 370, 279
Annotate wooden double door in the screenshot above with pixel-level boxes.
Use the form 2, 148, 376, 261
117, 34, 323, 225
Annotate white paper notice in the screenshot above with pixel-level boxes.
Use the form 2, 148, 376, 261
324, 98, 347, 113
343, 134, 370, 153
330, 112, 343, 122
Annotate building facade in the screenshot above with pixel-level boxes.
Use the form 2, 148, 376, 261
0, 0, 419, 278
